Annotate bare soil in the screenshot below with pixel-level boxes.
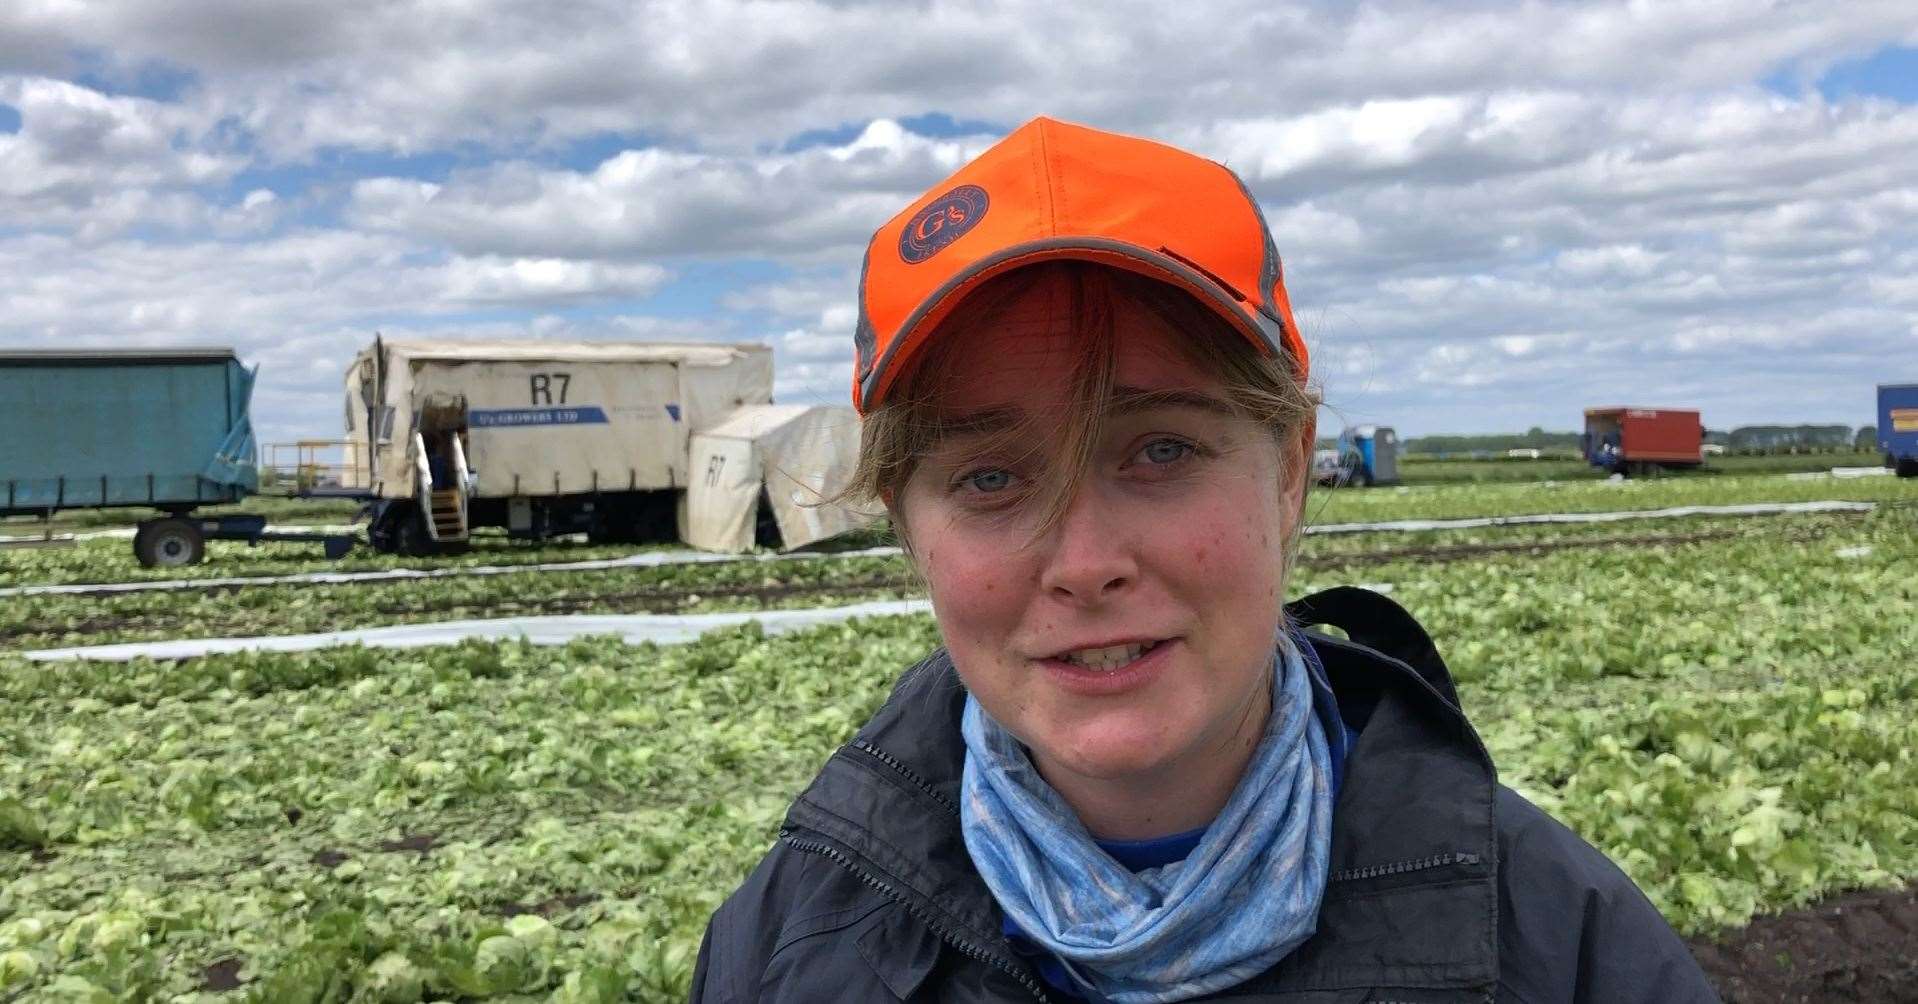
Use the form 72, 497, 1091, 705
1690, 884, 1918, 1003
199, 956, 246, 992
1308, 528, 1741, 567
377, 832, 438, 854
498, 892, 599, 918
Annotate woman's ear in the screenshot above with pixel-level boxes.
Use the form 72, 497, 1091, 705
1281, 421, 1314, 513
881, 492, 914, 559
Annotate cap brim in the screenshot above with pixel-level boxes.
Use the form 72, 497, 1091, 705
859, 237, 1292, 411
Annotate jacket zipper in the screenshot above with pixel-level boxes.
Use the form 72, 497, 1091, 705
848, 739, 961, 815
780, 828, 1053, 1002
1329, 851, 1482, 884
1340, 853, 1496, 1004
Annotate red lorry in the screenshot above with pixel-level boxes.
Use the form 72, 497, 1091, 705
1583, 407, 1703, 475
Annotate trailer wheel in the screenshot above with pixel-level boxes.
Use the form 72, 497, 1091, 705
1897, 457, 1918, 479
135, 518, 205, 568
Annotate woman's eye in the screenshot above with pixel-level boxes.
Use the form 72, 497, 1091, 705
964, 468, 1014, 493
1138, 438, 1194, 465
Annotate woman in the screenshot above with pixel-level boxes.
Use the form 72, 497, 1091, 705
693, 117, 1716, 1003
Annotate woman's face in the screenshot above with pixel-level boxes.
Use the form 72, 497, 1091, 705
898, 285, 1304, 794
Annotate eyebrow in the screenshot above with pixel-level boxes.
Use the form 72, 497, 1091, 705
933, 407, 1023, 439
934, 387, 1237, 440
1105, 386, 1238, 418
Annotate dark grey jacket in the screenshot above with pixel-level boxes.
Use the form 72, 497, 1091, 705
693, 589, 1719, 1003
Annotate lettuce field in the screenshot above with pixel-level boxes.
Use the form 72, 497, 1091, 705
2, 472, 1916, 1001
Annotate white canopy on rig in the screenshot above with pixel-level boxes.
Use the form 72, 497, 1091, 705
682, 404, 875, 553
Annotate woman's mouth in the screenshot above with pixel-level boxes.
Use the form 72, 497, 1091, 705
1056, 639, 1162, 672
1040, 638, 1176, 696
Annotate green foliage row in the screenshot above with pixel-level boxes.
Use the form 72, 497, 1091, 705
0, 534, 680, 590
7, 471, 1912, 591
2, 551, 920, 651
1303, 468, 1917, 524
5, 513, 1870, 652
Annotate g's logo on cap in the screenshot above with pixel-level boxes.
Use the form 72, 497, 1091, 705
899, 184, 988, 264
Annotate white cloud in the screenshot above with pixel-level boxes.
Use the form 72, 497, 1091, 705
0, 76, 244, 234
345, 120, 991, 261
7, 1, 1915, 157
0, 230, 717, 442
1555, 245, 1667, 279
434, 256, 670, 305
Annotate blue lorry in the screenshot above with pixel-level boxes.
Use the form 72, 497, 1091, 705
1881, 384, 1918, 477
1, 348, 351, 566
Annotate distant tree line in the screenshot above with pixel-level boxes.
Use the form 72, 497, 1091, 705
1711, 425, 1860, 454
1401, 427, 1582, 455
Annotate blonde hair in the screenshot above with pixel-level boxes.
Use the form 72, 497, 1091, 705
851, 261, 1318, 567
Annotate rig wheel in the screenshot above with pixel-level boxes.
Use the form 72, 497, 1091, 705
134, 518, 205, 568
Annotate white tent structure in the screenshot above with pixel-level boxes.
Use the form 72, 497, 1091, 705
683, 404, 876, 552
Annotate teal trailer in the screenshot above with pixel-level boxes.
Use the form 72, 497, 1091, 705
1, 348, 350, 566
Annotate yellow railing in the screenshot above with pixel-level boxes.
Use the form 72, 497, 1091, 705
262, 440, 370, 494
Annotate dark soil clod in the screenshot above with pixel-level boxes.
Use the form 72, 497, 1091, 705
378, 832, 437, 854
500, 892, 599, 917
310, 848, 348, 868
1690, 885, 1918, 1003
200, 957, 246, 992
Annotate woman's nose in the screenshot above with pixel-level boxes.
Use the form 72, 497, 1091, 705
1037, 487, 1136, 604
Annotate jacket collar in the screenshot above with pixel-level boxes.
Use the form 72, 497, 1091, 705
783, 632, 1501, 999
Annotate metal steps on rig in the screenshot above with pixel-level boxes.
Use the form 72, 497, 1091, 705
429, 489, 467, 541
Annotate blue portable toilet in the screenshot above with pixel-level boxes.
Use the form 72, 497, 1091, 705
1337, 425, 1400, 486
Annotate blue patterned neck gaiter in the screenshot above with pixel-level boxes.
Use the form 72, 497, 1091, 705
959, 633, 1334, 1004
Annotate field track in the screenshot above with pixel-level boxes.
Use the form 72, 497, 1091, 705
18, 515, 1874, 660
5, 512, 1880, 654
0, 544, 903, 598
0, 499, 1881, 598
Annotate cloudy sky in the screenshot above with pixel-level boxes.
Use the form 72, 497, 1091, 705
3, 1, 1915, 443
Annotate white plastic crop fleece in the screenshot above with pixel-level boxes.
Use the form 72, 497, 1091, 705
23, 598, 934, 663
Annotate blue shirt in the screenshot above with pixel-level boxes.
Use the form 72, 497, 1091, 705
1002, 639, 1359, 1001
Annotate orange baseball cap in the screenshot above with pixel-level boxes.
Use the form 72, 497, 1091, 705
851, 116, 1307, 413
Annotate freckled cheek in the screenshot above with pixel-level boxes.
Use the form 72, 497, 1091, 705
922, 549, 1032, 645
1164, 509, 1281, 602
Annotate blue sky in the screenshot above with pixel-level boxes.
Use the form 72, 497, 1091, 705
1, 2, 1914, 444
1768, 44, 1918, 102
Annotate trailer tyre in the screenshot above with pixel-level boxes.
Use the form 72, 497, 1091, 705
135, 518, 205, 568
1897, 457, 1918, 479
